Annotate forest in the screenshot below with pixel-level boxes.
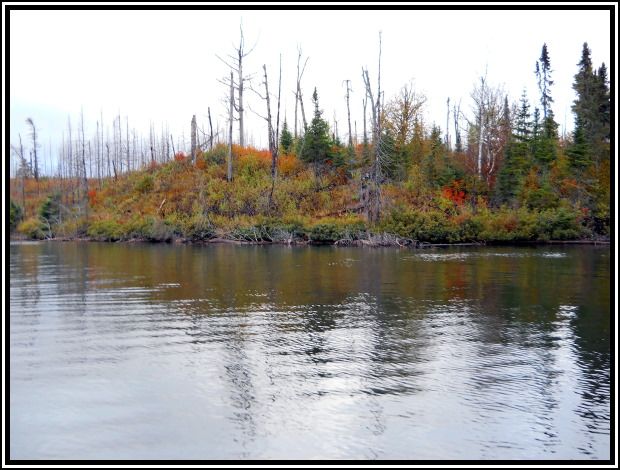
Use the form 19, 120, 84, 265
9, 40, 610, 246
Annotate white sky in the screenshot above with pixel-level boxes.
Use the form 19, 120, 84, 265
7, 7, 612, 172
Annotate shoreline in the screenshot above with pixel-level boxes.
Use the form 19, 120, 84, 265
9, 234, 611, 248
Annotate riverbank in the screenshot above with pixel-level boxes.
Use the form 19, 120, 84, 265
10, 151, 609, 248
9, 232, 610, 248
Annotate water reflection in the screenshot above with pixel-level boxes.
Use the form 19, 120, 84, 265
9, 242, 610, 460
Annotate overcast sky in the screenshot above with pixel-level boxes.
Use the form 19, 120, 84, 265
8, 7, 612, 173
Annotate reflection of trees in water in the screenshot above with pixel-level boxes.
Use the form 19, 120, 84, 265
567, 248, 610, 454
10, 243, 42, 309
455, 246, 610, 455
17, 242, 608, 456
221, 330, 257, 457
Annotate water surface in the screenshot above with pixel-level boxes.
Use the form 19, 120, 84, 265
9, 242, 611, 460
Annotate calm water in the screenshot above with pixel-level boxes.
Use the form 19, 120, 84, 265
9, 242, 611, 460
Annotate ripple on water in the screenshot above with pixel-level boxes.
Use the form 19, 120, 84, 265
9, 242, 610, 460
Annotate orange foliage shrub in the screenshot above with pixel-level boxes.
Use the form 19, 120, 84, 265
278, 154, 301, 176
441, 180, 466, 206
87, 189, 98, 206
232, 144, 271, 163
196, 158, 207, 170
174, 152, 187, 162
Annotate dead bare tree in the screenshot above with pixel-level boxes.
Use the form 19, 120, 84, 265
453, 99, 463, 153
126, 116, 130, 172
80, 108, 89, 218
294, 46, 309, 138
248, 57, 283, 210
216, 23, 256, 148
208, 107, 214, 150
25, 118, 39, 181
445, 97, 451, 149
343, 79, 353, 149
361, 32, 386, 224
468, 72, 505, 182
191, 115, 197, 164
227, 71, 234, 181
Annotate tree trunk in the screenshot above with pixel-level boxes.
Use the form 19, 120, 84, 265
227, 71, 234, 182
191, 115, 197, 164
345, 79, 353, 149
208, 107, 214, 150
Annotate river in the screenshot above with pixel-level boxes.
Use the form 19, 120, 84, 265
9, 241, 611, 460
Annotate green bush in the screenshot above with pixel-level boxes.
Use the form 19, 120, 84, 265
123, 215, 154, 239
87, 220, 123, 241
10, 199, 23, 231
17, 217, 47, 239
379, 208, 460, 243
307, 218, 366, 243
146, 219, 175, 242
55, 217, 89, 238
203, 144, 228, 165
535, 207, 585, 241
135, 175, 154, 194
475, 206, 585, 242
182, 213, 215, 241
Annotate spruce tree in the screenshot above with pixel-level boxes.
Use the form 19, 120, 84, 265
496, 93, 532, 205
533, 44, 559, 167
570, 43, 610, 168
596, 63, 610, 144
300, 88, 332, 180
280, 119, 293, 154
566, 116, 591, 169
536, 43, 554, 120
514, 90, 532, 141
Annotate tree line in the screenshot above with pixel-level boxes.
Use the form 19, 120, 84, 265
10, 34, 610, 239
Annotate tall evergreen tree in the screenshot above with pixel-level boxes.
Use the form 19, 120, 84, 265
532, 44, 559, 167
280, 119, 293, 154
495, 93, 532, 205
514, 90, 532, 140
536, 43, 554, 120
595, 63, 610, 144
566, 115, 591, 169
423, 125, 460, 188
570, 43, 610, 168
300, 88, 332, 180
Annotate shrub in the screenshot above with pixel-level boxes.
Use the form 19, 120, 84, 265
203, 143, 228, 165
38, 192, 61, 226
535, 207, 585, 241
307, 217, 366, 243
56, 218, 89, 238
147, 218, 177, 242
135, 174, 154, 194
17, 217, 47, 239
10, 199, 23, 231
183, 213, 215, 241
87, 220, 123, 241
124, 215, 154, 240
254, 218, 306, 242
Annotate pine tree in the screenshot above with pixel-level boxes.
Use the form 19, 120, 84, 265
422, 125, 459, 188
280, 119, 293, 154
532, 44, 559, 167
566, 116, 591, 169
422, 126, 443, 185
514, 90, 532, 141
536, 43, 554, 120
595, 63, 610, 144
495, 93, 532, 205
570, 43, 610, 168
300, 88, 332, 180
